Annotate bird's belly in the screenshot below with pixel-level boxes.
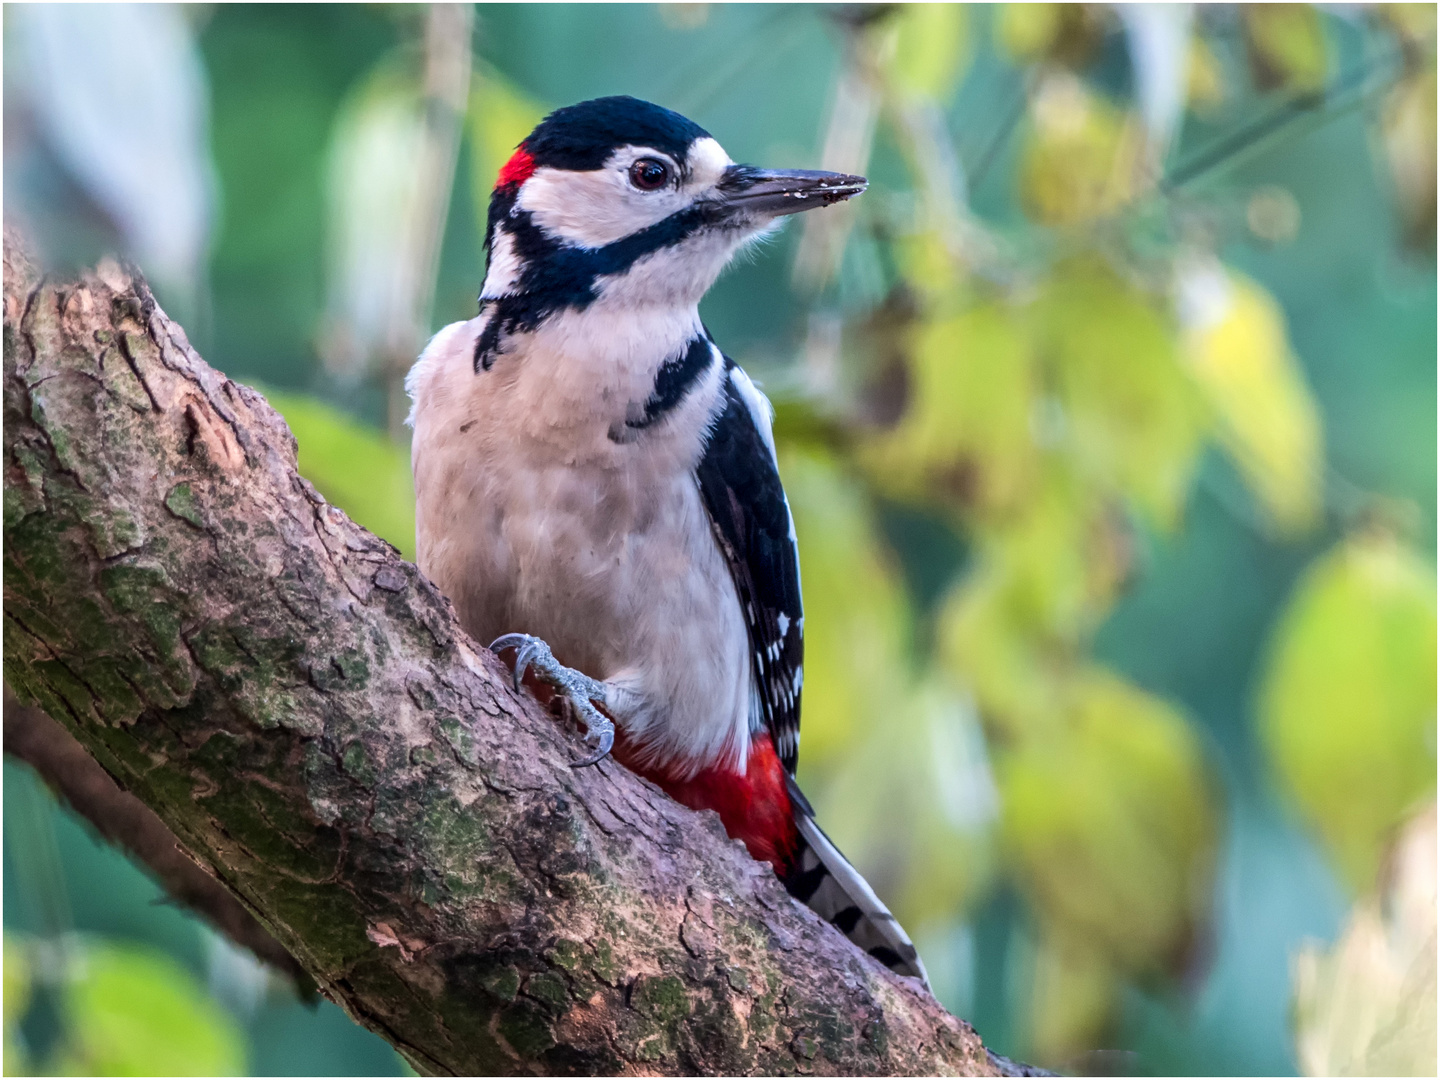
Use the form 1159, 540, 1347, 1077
418, 448, 754, 774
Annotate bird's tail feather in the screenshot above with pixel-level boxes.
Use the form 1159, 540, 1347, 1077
782, 787, 930, 989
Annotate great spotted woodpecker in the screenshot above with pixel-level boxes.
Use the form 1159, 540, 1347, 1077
407, 96, 928, 986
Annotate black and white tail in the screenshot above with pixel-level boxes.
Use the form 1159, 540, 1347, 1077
782, 780, 930, 988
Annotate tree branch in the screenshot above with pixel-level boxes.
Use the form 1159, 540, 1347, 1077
1, 238, 1015, 1075
3, 687, 310, 984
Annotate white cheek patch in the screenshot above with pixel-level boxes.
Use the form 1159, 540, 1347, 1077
518, 149, 687, 249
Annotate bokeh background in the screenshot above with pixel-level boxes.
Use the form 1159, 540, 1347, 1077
3, 3, 1436, 1075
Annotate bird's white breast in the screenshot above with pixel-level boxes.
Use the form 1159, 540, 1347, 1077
407, 303, 756, 776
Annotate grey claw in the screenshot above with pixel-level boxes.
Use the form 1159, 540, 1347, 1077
513, 637, 547, 692
489, 633, 540, 692
571, 713, 615, 768
488, 632, 615, 766
489, 633, 529, 653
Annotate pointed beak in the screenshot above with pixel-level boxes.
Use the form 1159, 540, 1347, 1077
716, 165, 868, 217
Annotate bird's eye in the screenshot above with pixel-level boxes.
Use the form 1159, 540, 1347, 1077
628, 158, 671, 191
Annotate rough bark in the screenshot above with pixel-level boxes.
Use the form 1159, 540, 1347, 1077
2, 241, 1013, 1076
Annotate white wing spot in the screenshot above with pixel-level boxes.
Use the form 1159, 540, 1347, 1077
728, 366, 778, 462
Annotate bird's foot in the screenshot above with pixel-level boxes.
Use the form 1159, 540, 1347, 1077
489, 633, 614, 767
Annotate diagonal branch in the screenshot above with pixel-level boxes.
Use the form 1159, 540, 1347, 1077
3, 688, 310, 984
1, 235, 1015, 1076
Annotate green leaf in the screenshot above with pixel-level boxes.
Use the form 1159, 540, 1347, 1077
859, 299, 1040, 517
1259, 530, 1438, 892
1034, 257, 1207, 531
1019, 75, 1143, 227
1180, 265, 1322, 535
1024, 935, 1119, 1068
263, 388, 416, 559
4, 936, 33, 1077
56, 939, 247, 1076
781, 444, 911, 771
890, 4, 971, 103
1244, 4, 1329, 95
998, 668, 1219, 980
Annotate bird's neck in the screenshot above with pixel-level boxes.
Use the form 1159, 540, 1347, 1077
492, 298, 708, 441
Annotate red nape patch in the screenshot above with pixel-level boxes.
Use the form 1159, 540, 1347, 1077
618, 732, 801, 875
495, 146, 536, 190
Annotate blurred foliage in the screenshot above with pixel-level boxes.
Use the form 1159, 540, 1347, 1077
3, 934, 247, 1076
4, 937, 33, 1076
1258, 528, 1437, 892
3, 3, 1435, 1075
1020, 74, 1144, 227
262, 386, 417, 560
1179, 262, 1322, 534
1244, 5, 1330, 96
466, 64, 546, 221
1293, 800, 1437, 1076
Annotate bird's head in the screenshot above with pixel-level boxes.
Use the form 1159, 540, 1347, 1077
477, 96, 864, 355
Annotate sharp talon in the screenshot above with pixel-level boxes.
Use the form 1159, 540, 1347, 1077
571, 718, 615, 768
489, 633, 532, 691
489, 632, 614, 765
514, 637, 546, 692
488, 632, 528, 654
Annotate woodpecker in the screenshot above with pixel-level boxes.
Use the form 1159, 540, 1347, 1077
407, 96, 928, 986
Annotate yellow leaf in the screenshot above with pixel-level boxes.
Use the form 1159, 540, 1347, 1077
985, 463, 1129, 638
894, 229, 962, 304
1244, 4, 1329, 94
1381, 68, 1438, 251
938, 560, 1066, 743
891, 4, 971, 102
937, 465, 1132, 739
858, 299, 1040, 516
1259, 531, 1438, 892
1020, 73, 1144, 227
57, 939, 247, 1076
998, 668, 1219, 979
1179, 264, 1322, 534
997, 3, 1062, 61
4, 935, 32, 1077
996, 4, 1104, 67
781, 445, 911, 771
1294, 801, 1437, 1077
1187, 34, 1226, 112
814, 679, 998, 932
1380, 3, 1438, 46
1034, 258, 1207, 530
1024, 936, 1120, 1068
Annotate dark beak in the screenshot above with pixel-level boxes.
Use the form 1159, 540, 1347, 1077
716, 165, 867, 217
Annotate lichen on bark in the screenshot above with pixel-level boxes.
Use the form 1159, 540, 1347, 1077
2, 241, 1011, 1076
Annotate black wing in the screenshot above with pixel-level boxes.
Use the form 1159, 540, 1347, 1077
695, 358, 804, 774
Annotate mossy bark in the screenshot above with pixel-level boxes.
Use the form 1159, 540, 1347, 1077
2, 243, 1008, 1076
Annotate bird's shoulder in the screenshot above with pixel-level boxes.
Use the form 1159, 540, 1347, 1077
695, 356, 804, 774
